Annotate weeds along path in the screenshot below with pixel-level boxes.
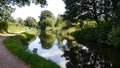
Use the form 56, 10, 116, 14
0, 33, 29, 68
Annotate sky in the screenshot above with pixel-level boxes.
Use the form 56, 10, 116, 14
11, 0, 66, 21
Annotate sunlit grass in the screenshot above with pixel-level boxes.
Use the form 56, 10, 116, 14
8, 23, 27, 33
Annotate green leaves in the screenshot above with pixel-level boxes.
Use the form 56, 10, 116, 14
40, 33, 55, 49
25, 16, 37, 28
107, 26, 120, 47
55, 15, 66, 29
0, 0, 47, 7
38, 10, 55, 30
0, 0, 47, 20
0, 5, 15, 20
63, 0, 118, 24
39, 10, 54, 21
0, 20, 9, 32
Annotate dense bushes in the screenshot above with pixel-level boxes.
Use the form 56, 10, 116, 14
73, 28, 96, 42
0, 20, 8, 33
73, 19, 120, 48
95, 21, 113, 42
107, 26, 120, 47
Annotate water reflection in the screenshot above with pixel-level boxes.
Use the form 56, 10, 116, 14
28, 35, 68, 68
28, 32, 120, 68
62, 42, 112, 68
39, 32, 55, 49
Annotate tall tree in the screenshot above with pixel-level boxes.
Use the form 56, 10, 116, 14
40, 17, 55, 30
0, 0, 47, 7
63, 0, 119, 24
0, 4, 15, 20
16, 17, 24, 25
39, 10, 54, 22
38, 10, 55, 30
25, 16, 37, 27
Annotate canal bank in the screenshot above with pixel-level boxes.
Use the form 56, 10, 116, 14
3, 29, 59, 68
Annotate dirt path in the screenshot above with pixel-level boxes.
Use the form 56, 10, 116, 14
0, 34, 30, 68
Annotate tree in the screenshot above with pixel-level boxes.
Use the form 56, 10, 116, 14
8, 16, 16, 23
39, 33, 55, 49
24, 17, 37, 27
0, 0, 47, 7
38, 10, 55, 30
40, 17, 55, 30
63, 0, 120, 24
16, 17, 25, 25
0, 4, 15, 20
0, 20, 8, 33
55, 15, 66, 29
39, 10, 54, 22
0, 0, 47, 21
0, 0, 47, 33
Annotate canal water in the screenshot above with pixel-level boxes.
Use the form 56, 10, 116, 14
28, 34, 120, 68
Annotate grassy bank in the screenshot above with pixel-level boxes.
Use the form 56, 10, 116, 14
3, 28, 60, 68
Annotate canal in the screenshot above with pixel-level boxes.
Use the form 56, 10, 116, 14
28, 32, 120, 68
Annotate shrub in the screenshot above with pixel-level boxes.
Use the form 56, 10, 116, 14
0, 20, 8, 33
107, 26, 120, 47
73, 27, 96, 42
95, 21, 113, 42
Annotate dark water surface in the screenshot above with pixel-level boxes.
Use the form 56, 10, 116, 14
28, 35, 120, 68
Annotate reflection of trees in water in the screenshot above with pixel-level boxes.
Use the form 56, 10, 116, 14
39, 32, 55, 49
56, 33, 64, 42
62, 42, 112, 68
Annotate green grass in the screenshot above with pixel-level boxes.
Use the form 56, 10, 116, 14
3, 29, 60, 68
8, 23, 27, 33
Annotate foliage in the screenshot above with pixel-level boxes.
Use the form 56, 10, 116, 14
25, 16, 37, 28
56, 34, 65, 42
8, 16, 16, 23
107, 26, 120, 47
40, 32, 55, 49
55, 15, 66, 29
63, 0, 120, 24
3, 31, 59, 68
0, 0, 47, 7
0, 4, 15, 20
63, 0, 120, 48
39, 17, 55, 30
73, 27, 96, 43
0, 20, 8, 33
38, 10, 55, 30
95, 21, 113, 42
39, 10, 54, 22
72, 19, 120, 47
82, 20, 97, 28
0, 0, 47, 21
7, 21, 26, 33
42, 17, 55, 27
16, 17, 24, 25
